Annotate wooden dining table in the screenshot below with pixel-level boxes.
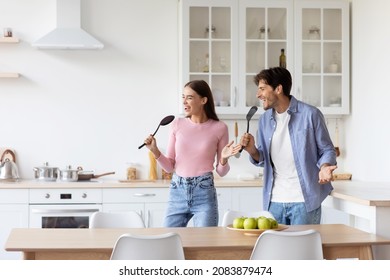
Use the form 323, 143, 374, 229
5, 224, 390, 260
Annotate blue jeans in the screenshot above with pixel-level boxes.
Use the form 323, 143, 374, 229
163, 172, 218, 227
269, 202, 321, 225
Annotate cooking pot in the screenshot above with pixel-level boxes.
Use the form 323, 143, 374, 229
0, 149, 19, 180
59, 166, 79, 182
33, 162, 59, 181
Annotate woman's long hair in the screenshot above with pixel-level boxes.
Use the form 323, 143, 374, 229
184, 80, 219, 121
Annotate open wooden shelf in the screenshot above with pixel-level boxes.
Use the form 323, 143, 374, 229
0, 73, 20, 78
0, 37, 19, 43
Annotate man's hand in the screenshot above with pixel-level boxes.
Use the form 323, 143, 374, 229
238, 133, 260, 162
319, 164, 338, 184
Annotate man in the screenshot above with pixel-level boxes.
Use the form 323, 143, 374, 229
239, 67, 337, 225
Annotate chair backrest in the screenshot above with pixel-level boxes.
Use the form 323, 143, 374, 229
110, 232, 185, 260
250, 229, 324, 260
221, 210, 275, 227
89, 211, 145, 228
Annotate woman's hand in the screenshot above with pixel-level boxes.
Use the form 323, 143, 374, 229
220, 141, 241, 165
143, 135, 161, 158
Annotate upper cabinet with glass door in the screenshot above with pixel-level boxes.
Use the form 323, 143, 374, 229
180, 0, 238, 115
180, 0, 349, 117
240, 0, 293, 115
294, 0, 350, 115
180, 0, 292, 117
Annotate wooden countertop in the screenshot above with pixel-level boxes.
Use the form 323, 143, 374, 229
5, 224, 390, 260
331, 181, 390, 207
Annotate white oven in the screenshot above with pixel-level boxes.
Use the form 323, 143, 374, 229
29, 188, 102, 228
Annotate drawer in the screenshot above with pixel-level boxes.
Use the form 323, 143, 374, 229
0, 189, 28, 204
103, 188, 169, 203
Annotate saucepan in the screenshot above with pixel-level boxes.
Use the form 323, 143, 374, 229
59, 166, 79, 182
59, 166, 115, 182
33, 162, 58, 181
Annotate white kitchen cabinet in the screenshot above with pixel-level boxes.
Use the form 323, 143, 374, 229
180, 0, 292, 117
231, 187, 263, 212
239, 0, 293, 115
216, 187, 232, 225
103, 187, 247, 227
0, 189, 28, 260
294, 0, 350, 115
180, 0, 349, 117
180, 0, 238, 115
102, 188, 169, 228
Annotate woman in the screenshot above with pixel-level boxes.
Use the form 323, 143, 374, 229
143, 80, 239, 227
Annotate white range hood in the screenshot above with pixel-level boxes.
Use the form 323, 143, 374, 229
32, 0, 104, 50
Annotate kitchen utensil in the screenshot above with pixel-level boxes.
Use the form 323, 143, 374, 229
234, 121, 240, 158
33, 162, 59, 181
334, 119, 340, 157
138, 115, 175, 149
0, 149, 19, 180
239, 106, 258, 153
77, 171, 115, 181
148, 150, 157, 180
59, 165, 79, 182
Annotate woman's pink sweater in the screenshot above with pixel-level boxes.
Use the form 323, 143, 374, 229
156, 117, 230, 178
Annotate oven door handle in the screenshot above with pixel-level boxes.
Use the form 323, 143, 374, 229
31, 208, 100, 214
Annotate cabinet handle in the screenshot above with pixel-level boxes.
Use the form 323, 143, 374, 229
146, 210, 150, 228
133, 193, 156, 197
234, 86, 238, 107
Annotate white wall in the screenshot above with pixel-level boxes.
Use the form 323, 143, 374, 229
0, 0, 389, 183
0, 0, 258, 180
344, 0, 390, 182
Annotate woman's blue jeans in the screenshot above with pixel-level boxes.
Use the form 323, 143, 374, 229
163, 172, 218, 227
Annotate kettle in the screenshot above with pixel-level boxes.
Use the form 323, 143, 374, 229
0, 149, 19, 180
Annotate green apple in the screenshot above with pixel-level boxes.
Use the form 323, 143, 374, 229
257, 217, 272, 229
232, 217, 245, 229
243, 217, 257, 229
268, 218, 278, 229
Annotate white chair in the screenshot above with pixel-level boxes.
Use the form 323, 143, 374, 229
110, 232, 185, 260
250, 229, 324, 260
221, 210, 275, 227
89, 211, 145, 228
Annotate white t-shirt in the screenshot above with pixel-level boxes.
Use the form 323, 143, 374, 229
270, 110, 304, 202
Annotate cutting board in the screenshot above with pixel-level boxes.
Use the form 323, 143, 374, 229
118, 180, 157, 183
332, 173, 352, 180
